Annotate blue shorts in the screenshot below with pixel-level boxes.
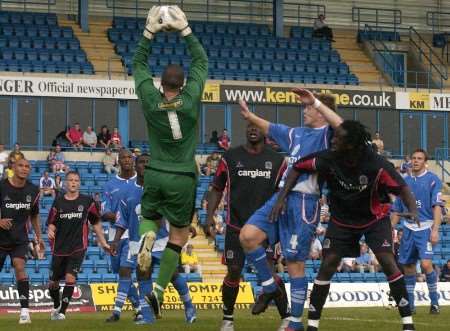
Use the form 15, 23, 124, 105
246, 193, 280, 246
278, 192, 319, 261
398, 227, 433, 265
110, 239, 137, 273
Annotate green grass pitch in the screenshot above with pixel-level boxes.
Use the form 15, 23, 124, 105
0, 307, 449, 330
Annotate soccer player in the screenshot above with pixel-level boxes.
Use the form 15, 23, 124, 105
112, 154, 155, 324
47, 171, 110, 320
206, 123, 288, 331
391, 149, 443, 314
132, 5, 208, 308
0, 157, 42, 324
238, 89, 342, 331
102, 149, 141, 322
271, 120, 417, 331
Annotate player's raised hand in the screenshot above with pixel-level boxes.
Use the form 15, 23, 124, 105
292, 88, 316, 106
239, 99, 251, 120
143, 6, 167, 39
269, 198, 286, 222
0, 218, 12, 230
167, 6, 192, 36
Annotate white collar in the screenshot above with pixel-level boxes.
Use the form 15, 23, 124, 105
412, 170, 427, 178
116, 173, 137, 181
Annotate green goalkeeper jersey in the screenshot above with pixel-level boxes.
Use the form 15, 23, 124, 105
132, 34, 208, 174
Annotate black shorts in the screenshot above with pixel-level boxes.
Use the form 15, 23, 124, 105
50, 252, 85, 281
323, 217, 394, 258
0, 243, 28, 272
224, 229, 245, 272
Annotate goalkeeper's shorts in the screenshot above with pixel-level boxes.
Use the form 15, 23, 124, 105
141, 168, 196, 228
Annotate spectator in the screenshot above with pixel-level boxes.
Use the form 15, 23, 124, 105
102, 149, 119, 174
209, 130, 219, 144
3, 159, 14, 179
204, 151, 221, 176
440, 260, 450, 282
49, 145, 67, 173
309, 235, 322, 260
181, 244, 202, 274
97, 125, 111, 149
354, 243, 376, 273
372, 132, 384, 155
9, 143, 24, 162
39, 171, 56, 198
110, 127, 122, 149
83, 126, 98, 148
54, 174, 64, 196
313, 14, 334, 41
132, 148, 142, 160
66, 123, 84, 150
338, 257, 355, 273
217, 129, 230, 151
53, 126, 70, 148
0, 143, 8, 177
400, 155, 412, 177
213, 210, 225, 235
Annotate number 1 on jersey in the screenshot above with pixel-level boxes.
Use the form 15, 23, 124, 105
167, 111, 183, 140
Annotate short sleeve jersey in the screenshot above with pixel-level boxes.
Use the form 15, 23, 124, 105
0, 179, 39, 248
47, 194, 100, 256
269, 123, 332, 195
116, 182, 144, 242
294, 149, 406, 228
212, 145, 286, 231
392, 170, 443, 231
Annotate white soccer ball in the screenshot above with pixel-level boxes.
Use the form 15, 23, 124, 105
159, 6, 175, 32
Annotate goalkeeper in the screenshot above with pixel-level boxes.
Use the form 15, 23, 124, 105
132, 5, 208, 312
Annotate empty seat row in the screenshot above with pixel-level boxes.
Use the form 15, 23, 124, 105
0, 38, 79, 50
209, 61, 349, 74
1, 50, 86, 62
0, 61, 94, 74
0, 25, 73, 38
357, 30, 401, 42
0, 11, 57, 25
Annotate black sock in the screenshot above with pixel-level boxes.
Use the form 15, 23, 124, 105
388, 273, 414, 330
274, 274, 290, 319
60, 283, 75, 314
49, 285, 60, 309
222, 277, 240, 321
307, 280, 331, 325
17, 279, 29, 309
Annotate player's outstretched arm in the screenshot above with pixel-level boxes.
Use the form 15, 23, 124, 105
292, 88, 343, 129
238, 99, 270, 135
170, 7, 208, 102
132, 6, 166, 99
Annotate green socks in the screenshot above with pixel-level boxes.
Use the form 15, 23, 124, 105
154, 242, 182, 302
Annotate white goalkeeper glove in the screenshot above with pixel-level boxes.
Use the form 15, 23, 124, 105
166, 5, 192, 37
143, 6, 167, 39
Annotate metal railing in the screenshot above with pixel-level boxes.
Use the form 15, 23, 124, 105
409, 26, 448, 83
0, 0, 55, 12
352, 7, 401, 32
284, 2, 325, 26
426, 11, 450, 63
105, 0, 274, 23
435, 148, 450, 182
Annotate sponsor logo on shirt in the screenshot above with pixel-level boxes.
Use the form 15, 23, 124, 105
237, 169, 271, 179
5, 202, 31, 210
59, 212, 83, 220
264, 161, 272, 170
